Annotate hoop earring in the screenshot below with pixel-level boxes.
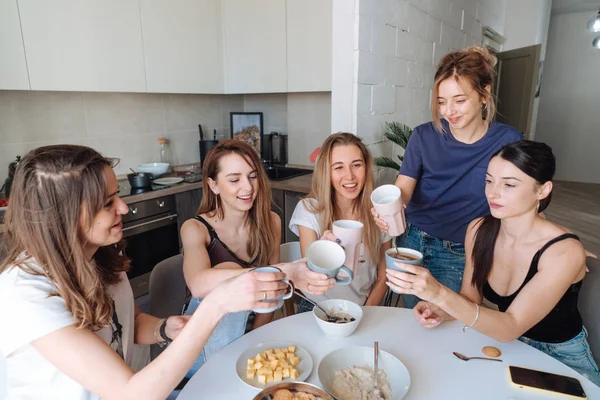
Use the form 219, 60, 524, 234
536, 202, 540, 213
482, 103, 488, 120
482, 103, 488, 111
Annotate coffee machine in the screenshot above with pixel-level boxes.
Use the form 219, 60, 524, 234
264, 132, 288, 166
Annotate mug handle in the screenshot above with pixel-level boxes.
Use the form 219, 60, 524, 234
335, 266, 354, 286
282, 279, 295, 300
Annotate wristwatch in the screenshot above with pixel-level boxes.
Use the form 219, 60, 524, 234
156, 318, 173, 348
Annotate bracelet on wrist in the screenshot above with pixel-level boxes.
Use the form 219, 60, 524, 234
462, 303, 480, 333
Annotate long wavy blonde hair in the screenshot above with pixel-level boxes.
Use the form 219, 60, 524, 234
0, 145, 130, 329
307, 133, 381, 264
197, 140, 277, 266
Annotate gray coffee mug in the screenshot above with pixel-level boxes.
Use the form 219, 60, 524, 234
306, 240, 354, 285
385, 247, 423, 294
252, 266, 294, 314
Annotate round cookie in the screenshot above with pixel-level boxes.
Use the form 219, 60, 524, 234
482, 346, 501, 358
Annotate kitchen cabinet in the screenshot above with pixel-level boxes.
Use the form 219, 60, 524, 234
140, 0, 223, 94
18, 0, 146, 92
284, 191, 305, 243
271, 189, 285, 243
175, 188, 203, 247
220, 0, 287, 94
286, 0, 332, 92
0, 0, 30, 90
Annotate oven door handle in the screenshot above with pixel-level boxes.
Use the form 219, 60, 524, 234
122, 214, 178, 234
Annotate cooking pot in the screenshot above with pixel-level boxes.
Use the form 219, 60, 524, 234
127, 172, 153, 188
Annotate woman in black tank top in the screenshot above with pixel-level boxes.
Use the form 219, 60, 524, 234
385, 141, 600, 385
180, 141, 336, 378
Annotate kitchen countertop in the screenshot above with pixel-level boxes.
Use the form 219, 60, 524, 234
120, 173, 312, 205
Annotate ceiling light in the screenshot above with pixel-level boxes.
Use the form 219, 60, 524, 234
594, 36, 600, 49
588, 8, 600, 32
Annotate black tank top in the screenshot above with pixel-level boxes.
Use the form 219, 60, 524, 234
482, 233, 583, 343
194, 216, 257, 268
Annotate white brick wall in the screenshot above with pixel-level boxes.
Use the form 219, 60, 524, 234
343, 0, 507, 185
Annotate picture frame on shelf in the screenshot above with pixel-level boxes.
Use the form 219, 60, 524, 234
230, 112, 263, 155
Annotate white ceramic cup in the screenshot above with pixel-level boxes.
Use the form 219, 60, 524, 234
332, 220, 363, 272
371, 184, 406, 236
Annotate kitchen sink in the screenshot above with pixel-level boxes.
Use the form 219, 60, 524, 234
264, 166, 312, 181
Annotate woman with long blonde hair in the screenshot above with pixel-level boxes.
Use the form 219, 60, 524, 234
0, 145, 287, 399
290, 133, 392, 311
181, 140, 335, 376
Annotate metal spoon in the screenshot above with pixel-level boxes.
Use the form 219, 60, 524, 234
372, 341, 384, 399
453, 352, 503, 362
129, 168, 138, 175
293, 290, 355, 323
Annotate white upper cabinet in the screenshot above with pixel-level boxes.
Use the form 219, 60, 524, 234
18, 0, 146, 92
0, 0, 30, 90
286, 0, 332, 92
220, 0, 287, 94
140, 0, 223, 93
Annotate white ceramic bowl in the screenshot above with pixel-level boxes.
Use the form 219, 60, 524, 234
137, 162, 169, 177
317, 346, 411, 400
313, 299, 363, 338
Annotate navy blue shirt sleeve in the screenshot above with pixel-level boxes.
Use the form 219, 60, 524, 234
399, 127, 422, 180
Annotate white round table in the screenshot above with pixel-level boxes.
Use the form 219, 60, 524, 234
179, 307, 600, 399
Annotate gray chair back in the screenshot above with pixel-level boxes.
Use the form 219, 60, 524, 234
149, 254, 186, 360
579, 257, 600, 363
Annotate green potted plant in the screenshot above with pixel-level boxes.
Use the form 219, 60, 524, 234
373, 122, 413, 170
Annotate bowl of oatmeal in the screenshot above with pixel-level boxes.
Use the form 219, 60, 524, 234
313, 299, 363, 338
317, 346, 410, 400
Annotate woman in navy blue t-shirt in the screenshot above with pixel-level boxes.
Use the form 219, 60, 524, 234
373, 46, 521, 308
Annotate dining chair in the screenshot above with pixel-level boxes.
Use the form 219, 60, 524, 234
149, 254, 187, 361
578, 256, 600, 364
280, 241, 302, 316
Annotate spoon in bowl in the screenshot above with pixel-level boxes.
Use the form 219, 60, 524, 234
293, 291, 355, 323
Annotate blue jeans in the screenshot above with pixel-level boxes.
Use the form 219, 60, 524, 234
395, 223, 466, 309
519, 328, 600, 387
183, 297, 249, 379
297, 298, 314, 314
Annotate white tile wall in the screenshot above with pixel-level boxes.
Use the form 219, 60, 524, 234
0, 90, 331, 181
349, 0, 507, 184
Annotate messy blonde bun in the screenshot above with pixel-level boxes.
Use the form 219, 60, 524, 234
431, 46, 498, 132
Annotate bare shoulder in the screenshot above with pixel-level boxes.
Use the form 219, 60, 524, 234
180, 217, 210, 245
270, 210, 281, 226
465, 217, 485, 243
538, 234, 586, 273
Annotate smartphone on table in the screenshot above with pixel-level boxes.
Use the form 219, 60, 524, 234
509, 365, 587, 399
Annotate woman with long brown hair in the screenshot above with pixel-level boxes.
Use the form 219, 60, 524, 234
290, 133, 392, 311
0, 145, 289, 399
372, 46, 523, 309
180, 140, 335, 376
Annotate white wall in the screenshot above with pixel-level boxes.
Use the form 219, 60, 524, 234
503, 0, 551, 139
331, 0, 508, 185
535, 12, 600, 184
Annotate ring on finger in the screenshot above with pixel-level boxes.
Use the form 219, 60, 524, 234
263, 291, 268, 301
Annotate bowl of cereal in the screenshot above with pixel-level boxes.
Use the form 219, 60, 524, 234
313, 299, 363, 338
253, 381, 333, 400
317, 346, 411, 400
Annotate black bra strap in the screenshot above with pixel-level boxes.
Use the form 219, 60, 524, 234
194, 215, 217, 241
530, 233, 580, 273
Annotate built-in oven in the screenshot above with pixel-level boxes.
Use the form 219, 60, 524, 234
122, 194, 180, 298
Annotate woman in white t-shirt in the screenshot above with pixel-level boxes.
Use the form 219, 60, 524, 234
290, 133, 392, 311
0, 145, 289, 400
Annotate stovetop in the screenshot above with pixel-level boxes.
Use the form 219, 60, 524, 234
117, 179, 170, 198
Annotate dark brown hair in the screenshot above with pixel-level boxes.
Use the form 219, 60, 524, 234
0, 145, 130, 329
432, 46, 498, 132
197, 140, 277, 266
471, 141, 556, 293
308, 133, 381, 264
